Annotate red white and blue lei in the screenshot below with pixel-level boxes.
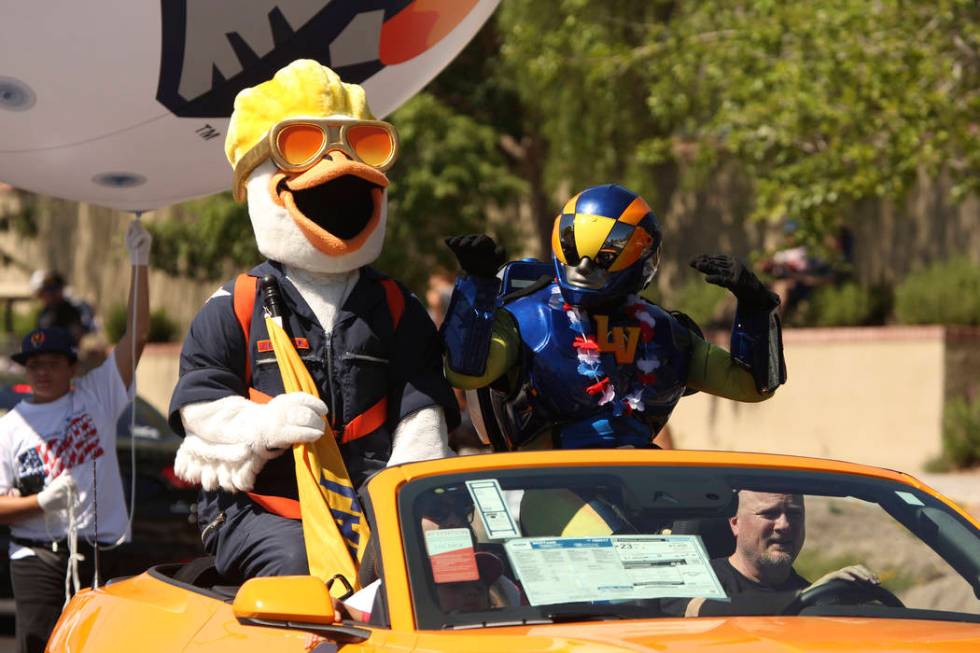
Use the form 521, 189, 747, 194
560, 293, 662, 416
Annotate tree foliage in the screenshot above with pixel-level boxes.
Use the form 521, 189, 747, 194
376, 92, 525, 293
147, 192, 259, 281
500, 0, 979, 240
147, 1, 978, 286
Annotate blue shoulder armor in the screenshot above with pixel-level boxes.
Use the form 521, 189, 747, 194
442, 259, 553, 377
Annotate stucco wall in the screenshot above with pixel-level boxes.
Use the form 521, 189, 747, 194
668, 326, 976, 472
136, 343, 181, 422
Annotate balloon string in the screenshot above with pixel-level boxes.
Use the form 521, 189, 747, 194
90, 211, 145, 589
64, 483, 80, 608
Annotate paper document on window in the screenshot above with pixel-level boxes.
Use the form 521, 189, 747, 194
504, 535, 725, 606
466, 479, 521, 539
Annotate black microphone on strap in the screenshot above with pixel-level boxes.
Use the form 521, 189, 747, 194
259, 275, 286, 321
258, 275, 288, 455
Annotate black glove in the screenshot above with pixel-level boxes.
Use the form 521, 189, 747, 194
690, 254, 780, 311
445, 234, 507, 278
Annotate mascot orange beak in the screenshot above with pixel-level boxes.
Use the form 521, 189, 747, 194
268, 152, 389, 257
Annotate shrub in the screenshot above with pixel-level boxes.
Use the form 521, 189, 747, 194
148, 309, 179, 343
894, 258, 980, 325
806, 282, 878, 327
104, 304, 126, 343
940, 394, 980, 469
13, 306, 40, 338
105, 304, 178, 343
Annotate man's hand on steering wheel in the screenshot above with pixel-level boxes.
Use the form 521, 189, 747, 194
807, 564, 880, 590
783, 564, 904, 614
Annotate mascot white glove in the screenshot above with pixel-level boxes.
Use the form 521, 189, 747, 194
126, 219, 153, 266
174, 392, 327, 493
37, 474, 76, 513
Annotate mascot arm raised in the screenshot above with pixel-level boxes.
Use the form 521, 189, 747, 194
690, 255, 787, 396
685, 336, 773, 402
442, 235, 507, 378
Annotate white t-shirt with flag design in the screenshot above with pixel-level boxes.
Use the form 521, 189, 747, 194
0, 352, 132, 557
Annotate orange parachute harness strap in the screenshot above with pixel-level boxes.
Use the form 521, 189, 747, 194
231, 273, 404, 591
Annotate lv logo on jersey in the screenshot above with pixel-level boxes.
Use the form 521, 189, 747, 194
594, 315, 642, 364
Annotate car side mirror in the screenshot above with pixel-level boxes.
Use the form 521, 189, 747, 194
232, 576, 371, 642
233, 575, 336, 625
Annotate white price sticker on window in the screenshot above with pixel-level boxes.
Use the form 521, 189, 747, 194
466, 478, 521, 539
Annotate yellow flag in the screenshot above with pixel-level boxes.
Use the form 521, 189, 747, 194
265, 317, 370, 594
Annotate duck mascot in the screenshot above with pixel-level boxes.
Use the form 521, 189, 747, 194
169, 60, 459, 582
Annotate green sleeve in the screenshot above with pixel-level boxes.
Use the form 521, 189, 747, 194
686, 331, 773, 402
445, 311, 520, 390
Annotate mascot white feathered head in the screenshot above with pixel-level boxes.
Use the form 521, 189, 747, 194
225, 60, 397, 274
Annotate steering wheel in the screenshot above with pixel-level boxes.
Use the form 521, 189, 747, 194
782, 579, 904, 615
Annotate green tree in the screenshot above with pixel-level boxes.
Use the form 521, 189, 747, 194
500, 0, 979, 242
378, 92, 525, 293
147, 192, 259, 281
145, 1, 980, 291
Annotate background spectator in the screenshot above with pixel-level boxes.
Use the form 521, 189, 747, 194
761, 222, 855, 322
31, 271, 97, 345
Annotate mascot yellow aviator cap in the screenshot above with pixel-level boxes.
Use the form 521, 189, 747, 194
225, 59, 375, 170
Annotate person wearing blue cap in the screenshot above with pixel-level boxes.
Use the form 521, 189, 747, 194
0, 222, 151, 653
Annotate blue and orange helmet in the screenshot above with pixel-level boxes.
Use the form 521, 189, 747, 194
551, 184, 662, 308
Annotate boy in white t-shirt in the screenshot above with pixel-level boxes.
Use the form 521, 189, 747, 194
0, 221, 151, 653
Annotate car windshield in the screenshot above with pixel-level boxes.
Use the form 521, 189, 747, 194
398, 464, 980, 629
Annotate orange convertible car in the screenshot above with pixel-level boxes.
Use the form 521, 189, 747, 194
47, 450, 980, 652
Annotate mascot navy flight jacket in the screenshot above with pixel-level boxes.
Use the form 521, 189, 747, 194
169, 261, 460, 499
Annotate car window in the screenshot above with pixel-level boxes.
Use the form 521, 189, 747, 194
397, 466, 980, 629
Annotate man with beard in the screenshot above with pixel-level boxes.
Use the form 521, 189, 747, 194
673, 491, 880, 617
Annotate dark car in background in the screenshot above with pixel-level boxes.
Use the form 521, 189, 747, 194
0, 384, 201, 613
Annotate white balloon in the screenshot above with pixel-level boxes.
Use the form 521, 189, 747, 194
0, 0, 500, 211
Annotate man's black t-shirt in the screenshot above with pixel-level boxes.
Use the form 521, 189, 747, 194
661, 557, 809, 617
713, 557, 809, 594
699, 557, 809, 616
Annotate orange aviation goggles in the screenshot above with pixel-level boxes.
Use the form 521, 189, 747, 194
233, 117, 399, 201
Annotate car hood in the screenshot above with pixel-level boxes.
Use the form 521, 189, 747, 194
419, 616, 980, 652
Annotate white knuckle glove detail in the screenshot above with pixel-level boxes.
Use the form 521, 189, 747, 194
259, 392, 328, 450
37, 474, 76, 512
125, 219, 152, 266
174, 434, 275, 493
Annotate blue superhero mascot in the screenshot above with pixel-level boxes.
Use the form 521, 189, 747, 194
442, 184, 785, 451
